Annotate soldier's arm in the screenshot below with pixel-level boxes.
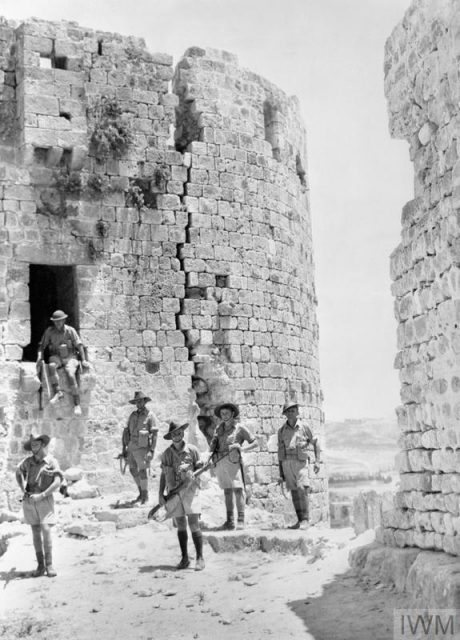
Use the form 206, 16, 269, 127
277, 429, 285, 479
15, 465, 26, 493
148, 414, 158, 454
71, 328, 89, 366
158, 469, 166, 504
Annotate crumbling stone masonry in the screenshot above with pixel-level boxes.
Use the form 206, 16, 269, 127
351, 0, 460, 607
379, 0, 460, 557
0, 18, 327, 521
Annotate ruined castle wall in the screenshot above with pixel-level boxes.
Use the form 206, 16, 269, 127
381, 0, 460, 554
0, 18, 326, 521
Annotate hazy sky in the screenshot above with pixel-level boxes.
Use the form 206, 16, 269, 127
4, 0, 413, 421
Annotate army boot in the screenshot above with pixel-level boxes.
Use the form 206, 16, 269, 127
32, 551, 46, 577
44, 550, 57, 578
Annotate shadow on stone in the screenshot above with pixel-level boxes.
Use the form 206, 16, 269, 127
287, 568, 409, 640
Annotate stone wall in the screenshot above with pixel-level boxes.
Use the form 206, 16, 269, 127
381, 0, 460, 554
0, 18, 327, 521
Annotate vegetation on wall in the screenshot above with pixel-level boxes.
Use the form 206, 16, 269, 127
89, 96, 132, 161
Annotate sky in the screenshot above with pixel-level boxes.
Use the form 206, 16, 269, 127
4, 0, 413, 421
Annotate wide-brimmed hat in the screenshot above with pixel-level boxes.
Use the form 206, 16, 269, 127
50, 310, 68, 322
23, 433, 50, 451
214, 402, 239, 418
164, 421, 189, 440
282, 401, 299, 415
129, 391, 152, 404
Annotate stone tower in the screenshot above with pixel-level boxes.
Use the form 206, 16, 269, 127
0, 18, 327, 522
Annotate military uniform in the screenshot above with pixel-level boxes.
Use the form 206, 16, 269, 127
37, 310, 88, 415
210, 402, 257, 530
277, 420, 313, 490
160, 442, 202, 517
277, 402, 320, 528
18, 453, 63, 525
158, 421, 205, 571
15, 434, 62, 577
125, 400, 158, 503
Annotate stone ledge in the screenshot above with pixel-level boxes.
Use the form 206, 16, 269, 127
350, 542, 460, 607
204, 530, 332, 557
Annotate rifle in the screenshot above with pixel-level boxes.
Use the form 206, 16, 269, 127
147, 449, 232, 520
147, 459, 213, 520
36, 361, 49, 411
115, 452, 128, 475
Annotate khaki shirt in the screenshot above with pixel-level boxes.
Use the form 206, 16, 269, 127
210, 421, 255, 454
17, 454, 63, 494
39, 324, 82, 359
161, 442, 200, 492
277, 420, 314, 462
126, 407, 158, 451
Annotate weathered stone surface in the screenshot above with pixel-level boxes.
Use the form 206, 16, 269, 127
64, 519, 116, 538
67, 479, 99, 500
380, 0, 460, 556
93, 507, 149, 529
63, 467, 85, 482
0, 17, 326, 522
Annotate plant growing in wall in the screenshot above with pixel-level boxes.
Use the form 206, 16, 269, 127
125, 183, 145, 210
89, 96, 133, 161
86, 172, 110, 196
53, 166, 82, 194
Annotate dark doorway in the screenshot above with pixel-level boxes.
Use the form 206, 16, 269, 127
22, 264, 79, 362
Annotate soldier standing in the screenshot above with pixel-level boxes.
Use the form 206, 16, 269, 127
123, 391, 158, 505
36, 310, 89, 416
15, 434, 63, 577
209, 402, 257, 530
277, 402, 321, 529
158, 421, 205, 571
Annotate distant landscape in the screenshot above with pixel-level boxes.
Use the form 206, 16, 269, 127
324, 417, 399, 484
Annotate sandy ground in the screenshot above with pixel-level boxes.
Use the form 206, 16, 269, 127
0, 496, 409, 640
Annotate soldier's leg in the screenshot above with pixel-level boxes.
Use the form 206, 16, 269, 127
138, 468, 149, 504
127, 452, 142, 501
176, 516, 190, 569
31, 525, 45, 576
42, 524, 57, 577
188, 514, 205, 571
221, 488, 235, 530
298, 465, 310, 527
64, 359, 81, 415
298, 486, 310, 528
289, 489, 303, 529
234, 488, 245, 528
48, 357, 63, 404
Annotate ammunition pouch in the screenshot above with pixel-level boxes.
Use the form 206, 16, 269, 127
138, 428, 150, 448
297, 446, 309, 461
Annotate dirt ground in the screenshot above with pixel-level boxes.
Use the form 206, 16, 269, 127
0, 496, 409, 640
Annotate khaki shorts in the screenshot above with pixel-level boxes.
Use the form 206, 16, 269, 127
215, 456, 243, 490
22, 495, 56, 525
127, 447, 150, 472
281, 458, 310, 491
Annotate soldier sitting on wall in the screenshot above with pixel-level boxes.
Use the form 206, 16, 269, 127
36, 310, 89, 416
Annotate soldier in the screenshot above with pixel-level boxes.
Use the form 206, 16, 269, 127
209, 402, 257, 530
277, 401, 321, 529
15, 434, 63, 577
123, 391, 158, 505
158, 421, 205, 571
36, 310, 89, 416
